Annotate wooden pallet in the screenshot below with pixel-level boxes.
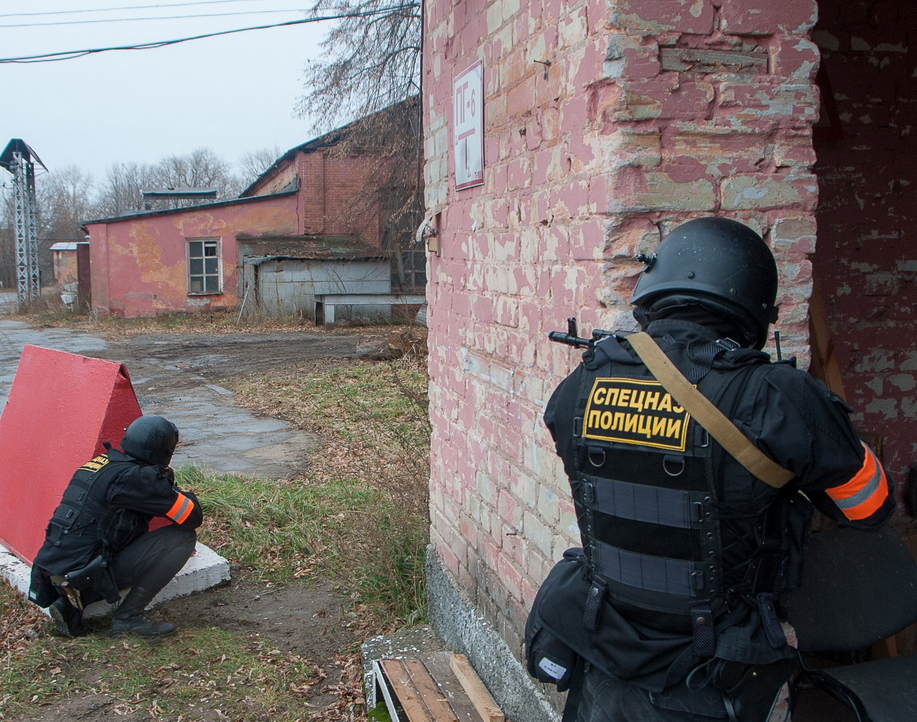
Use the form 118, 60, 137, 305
367, 652, 505, 722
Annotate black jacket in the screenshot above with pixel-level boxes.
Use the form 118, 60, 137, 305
542, 319, 894, 689
32, 449, 202, 578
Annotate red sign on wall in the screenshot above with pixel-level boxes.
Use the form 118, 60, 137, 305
454, 60, 484, 191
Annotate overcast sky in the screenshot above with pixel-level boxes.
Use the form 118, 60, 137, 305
0, 1, 332, 185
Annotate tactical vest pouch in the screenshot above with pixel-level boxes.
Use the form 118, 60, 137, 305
45, 469, 107, 546
28, 565, 58, 608
63, 555, 121, 604
525, 619, 578, 691
527, 547, 697, 689
99, 508, 141, 554
525, 550, 584, 691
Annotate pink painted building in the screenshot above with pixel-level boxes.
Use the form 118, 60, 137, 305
422, 0, 915, 716
84, 133, 394, 319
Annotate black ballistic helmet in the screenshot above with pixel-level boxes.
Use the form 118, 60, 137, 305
120, 415, 179, 467
630, 217, 780, 349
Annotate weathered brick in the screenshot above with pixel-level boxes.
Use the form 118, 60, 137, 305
609, 0, 716, 35
606, 79, 715, 123
607, 168, 718, 213
600, 127, 662, 169
559, 6, 589, 48
773, 130, 817, 171
772, 217, 817, 254
720, 0, 817, 35
720, 173, 818, 211
604, 34, 661, 80
718, 81, 819, 124
770, 36, 820, 79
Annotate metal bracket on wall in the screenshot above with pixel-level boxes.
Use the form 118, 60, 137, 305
417, 205, 442, 256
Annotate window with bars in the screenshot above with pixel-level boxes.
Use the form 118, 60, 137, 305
187, 239, 221, 295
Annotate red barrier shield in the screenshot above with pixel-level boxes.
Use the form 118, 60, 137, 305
0, 345, 142, 563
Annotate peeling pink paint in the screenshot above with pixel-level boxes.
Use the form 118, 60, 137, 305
424, 0, 835, 670
812, 0, 916, 490
86, 195, 298, 318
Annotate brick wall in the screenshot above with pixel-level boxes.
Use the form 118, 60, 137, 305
247, 159, 297, 197
424, 0, 820, 660
299, 151, 382, 247
813, 0, 916, 488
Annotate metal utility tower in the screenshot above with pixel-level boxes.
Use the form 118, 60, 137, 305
1, 139, 47, 307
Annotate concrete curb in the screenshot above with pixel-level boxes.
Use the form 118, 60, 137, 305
1, 542, 231, 618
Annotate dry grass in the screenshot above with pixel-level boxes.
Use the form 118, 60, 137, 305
220, 335, 431, 622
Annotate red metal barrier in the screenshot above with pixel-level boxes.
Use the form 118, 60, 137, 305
0, 345, 141, 563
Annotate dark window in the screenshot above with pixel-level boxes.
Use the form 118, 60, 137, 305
188, 239, 221, 295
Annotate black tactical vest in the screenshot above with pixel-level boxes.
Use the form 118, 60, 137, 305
34, 452, 140, 576
567, 333, 783, 654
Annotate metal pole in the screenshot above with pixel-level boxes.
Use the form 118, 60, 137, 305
25, 159, 40, 301
11, 151, 41, 308
12, 152, 29, 307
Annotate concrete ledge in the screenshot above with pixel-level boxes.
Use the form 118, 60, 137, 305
1, 542, 230, 618
425, 545, 560, 722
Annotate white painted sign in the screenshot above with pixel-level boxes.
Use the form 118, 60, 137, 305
453, 60, 484, 190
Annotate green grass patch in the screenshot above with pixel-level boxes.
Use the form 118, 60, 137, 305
1, 612, 320, 720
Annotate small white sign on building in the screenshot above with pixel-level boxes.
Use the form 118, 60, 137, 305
453, 60, 484, 191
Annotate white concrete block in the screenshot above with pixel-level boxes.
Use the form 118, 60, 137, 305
0, 541, 230, 618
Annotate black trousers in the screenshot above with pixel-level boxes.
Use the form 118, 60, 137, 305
569, 661, 789, 722
80, 525, 196, 607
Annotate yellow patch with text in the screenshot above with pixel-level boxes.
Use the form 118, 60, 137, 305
79, 454, 110, 473
583, 378, 691, 451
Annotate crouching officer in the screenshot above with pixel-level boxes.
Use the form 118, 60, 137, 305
28, 415, 202, 639
528, 217, 894, 721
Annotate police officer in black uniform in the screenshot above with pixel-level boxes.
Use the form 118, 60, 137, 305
534, 218, 894, 721
29, 415, 202, 639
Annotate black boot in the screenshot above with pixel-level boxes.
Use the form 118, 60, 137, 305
109, 585, 176, 639
49, 596, 91, 638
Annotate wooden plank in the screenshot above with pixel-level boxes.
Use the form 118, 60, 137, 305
424, 652, 488, 722
449, 654, 504, 722
659, 47, 767, 75
380, 659, 437, 722
380, 658, 463, 722
402, 659, 461, 722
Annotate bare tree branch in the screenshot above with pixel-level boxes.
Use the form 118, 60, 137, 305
296, 0, 425, 290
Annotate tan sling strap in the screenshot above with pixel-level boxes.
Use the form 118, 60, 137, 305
627, 332, 796, 489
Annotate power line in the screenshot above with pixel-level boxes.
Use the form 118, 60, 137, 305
0, 0, 254, 19
1, 8, 312, 29
0, 8, 419, 64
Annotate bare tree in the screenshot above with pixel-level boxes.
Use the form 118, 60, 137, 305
150, 147, 241, 199
297, 0, 425, 290
39, 165, 97, 240
296, 0, 421, 133
32, 166, 98, 285
95, 161, 155, 218
95, 149, 241, 217
238, 146, 283, 187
